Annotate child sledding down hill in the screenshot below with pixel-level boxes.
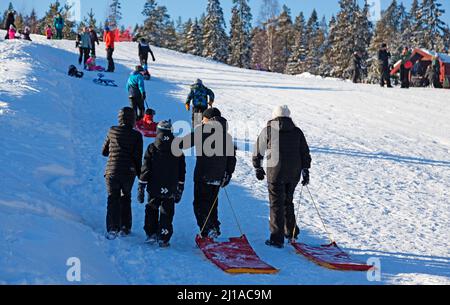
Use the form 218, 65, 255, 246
135, 108, 158, 138
86, 54, 105, 72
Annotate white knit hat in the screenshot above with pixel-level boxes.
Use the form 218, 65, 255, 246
272, 105, 291, 119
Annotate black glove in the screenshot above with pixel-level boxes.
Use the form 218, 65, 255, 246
137, 182, 147, 204
301, 169, 310, 186
221, 172, 232, 188
174, 182, 184, 204
142, 92, 146, 100
255, 167, 266, 181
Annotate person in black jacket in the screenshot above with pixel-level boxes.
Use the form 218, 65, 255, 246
4, 11, 15, 40
176, 108, 237, 238
253, 105, 312, 248
138, 38, 156, 66
378, 43, 392, 88
352, 51, 362, 83
89, 26, 100, 56
102, 107, 143, 240
137, 120, 186, 247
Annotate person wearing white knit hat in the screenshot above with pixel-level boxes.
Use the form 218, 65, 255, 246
253, 105, 312, 248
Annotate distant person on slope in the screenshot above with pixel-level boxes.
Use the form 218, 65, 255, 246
253, 105, 312, 249
400, 47, 412, 89
102, 107, 143, 240
352, 51, 362, 83
4, 10, 15, 40
53, 13, 64, 40
104, 26, 115, 72
175, 108, 236, 239
138, 38, 156, 67
126, 66, 147, 121
378, 43, 392, 88
78, 27, 92, 69
137, 120, 186, 248
21, 26, 32, 41
89, 26, 100, 56
185, 79, 215, 127
46, 25, 53, 39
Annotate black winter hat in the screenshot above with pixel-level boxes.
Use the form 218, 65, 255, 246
203, 107, 221, 119
118, 107, 136, 127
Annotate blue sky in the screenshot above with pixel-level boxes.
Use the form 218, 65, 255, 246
3, 0, 450, 28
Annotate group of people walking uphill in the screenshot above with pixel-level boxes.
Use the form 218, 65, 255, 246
102, 72, 312, 248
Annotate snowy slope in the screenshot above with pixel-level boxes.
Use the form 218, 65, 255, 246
0, 31, 449, 285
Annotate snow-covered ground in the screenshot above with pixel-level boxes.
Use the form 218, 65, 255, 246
0, 31, 449, 285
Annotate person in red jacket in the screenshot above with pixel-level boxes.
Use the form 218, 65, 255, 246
104, 26, 115, 72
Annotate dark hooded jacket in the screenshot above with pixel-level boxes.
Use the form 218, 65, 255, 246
140, 130, 186, 197
378, 49, 391, 68
177, 115, 236, 184
5, 12, 15, 30
102, 108, 143, 177
253, 117, 311, 184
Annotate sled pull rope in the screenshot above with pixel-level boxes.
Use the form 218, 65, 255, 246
224, 188, 244, 236
199, 192, 220, 237
306, 186, 335, 244
292, 186, 304, 242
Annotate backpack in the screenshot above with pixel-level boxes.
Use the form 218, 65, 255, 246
68, 65, 84, 78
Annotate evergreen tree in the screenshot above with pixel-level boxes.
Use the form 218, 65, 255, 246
179, 18, 193, 53
162, 19, 178, 50
410, 0, 424, 47
272, 5, 294, 73
107, 0, 122, 29
420, 0, 446, 51
203, 0, 229, 63
86, 8, 97, 30
228, 0, 253, 69
285, 12, 307, 74
327, 0, 360, 78
251, 27, 270, 71
353, 0, 372, 79
303, 9, 322, 74
319, 15, 337, 77
141, 0, 169, 47
28, 9, 39, 33
186, 18, 203, 56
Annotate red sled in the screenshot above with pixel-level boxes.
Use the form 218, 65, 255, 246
291, 242, 373, 271
135, 111, 158, 138
196, 235, 278, 274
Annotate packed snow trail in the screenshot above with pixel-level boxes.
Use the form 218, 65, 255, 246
0, 32, 449, 284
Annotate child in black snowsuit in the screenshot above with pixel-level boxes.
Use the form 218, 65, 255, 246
137, 120, 186, 247
138, 38, 156, 66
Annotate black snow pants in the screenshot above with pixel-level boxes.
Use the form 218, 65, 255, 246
268, 182, 300, 245
105, 174, 135, 233
106, 47, 115, 72
192, 106, 207, 128
78, 47, 90, 66
400, 65, 410, 88
129, 96, 145, 122
193, 182, 221, 237
144, 197, 175, 242
352, 68, 361, 83
140, 54, 148, 66
380, 64, 391, 87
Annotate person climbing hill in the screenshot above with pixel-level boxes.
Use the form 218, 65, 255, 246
126, 66, 147, 121
185, 79, 215, 127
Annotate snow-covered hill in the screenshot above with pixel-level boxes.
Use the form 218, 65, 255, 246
1, 31, 449, 285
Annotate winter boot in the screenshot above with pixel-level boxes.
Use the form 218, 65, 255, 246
158, 240, 170, 248
265, 239, 284, 249
145, 234, 158, 245
105, 231, 119, 240
119, 227, 131, 237
208, 227, 221, 239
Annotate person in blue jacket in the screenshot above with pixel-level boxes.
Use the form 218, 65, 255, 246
126, 66, 147, 121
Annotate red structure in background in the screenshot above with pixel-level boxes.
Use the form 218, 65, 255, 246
103, 28, 133, 43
